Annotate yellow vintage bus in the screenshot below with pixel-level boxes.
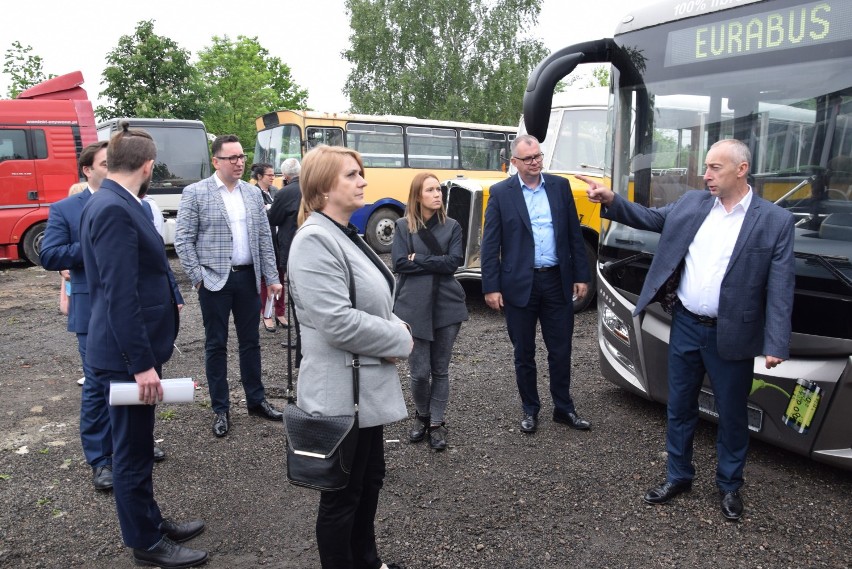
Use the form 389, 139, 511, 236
253, 110, 515, 252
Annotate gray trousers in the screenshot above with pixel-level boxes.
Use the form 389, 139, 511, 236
409, 323, 461, 424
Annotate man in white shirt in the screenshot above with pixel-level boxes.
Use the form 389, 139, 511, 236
174, 135, 283, 438
584, 139, 796, 521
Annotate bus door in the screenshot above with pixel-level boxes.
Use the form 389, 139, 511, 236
0, 128, 42, 260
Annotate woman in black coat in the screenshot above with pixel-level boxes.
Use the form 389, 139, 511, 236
392, 172, 469, 450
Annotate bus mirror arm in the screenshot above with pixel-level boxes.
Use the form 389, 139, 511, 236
523, 38, 622, 142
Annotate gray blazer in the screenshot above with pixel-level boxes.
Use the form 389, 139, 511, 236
174, 175, 279, 293
392, 217, 469, 340
288, 212, 411, 428
602, 190, 795, 360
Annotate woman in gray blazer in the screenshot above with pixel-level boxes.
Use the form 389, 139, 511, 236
288, 145, 412, 569
392, 173, 468, 450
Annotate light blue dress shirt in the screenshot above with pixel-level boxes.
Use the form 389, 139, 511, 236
520, 174, 558, 268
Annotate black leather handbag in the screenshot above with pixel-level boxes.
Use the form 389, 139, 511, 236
284, 253, 360, 492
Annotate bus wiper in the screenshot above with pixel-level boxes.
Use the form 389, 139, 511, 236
795, 251, 852, 291
600, 252, 654, 277
579, 163, 605, 171
774, 175, 818, 205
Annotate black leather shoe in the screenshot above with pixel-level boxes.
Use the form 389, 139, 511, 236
247, 400, 283, 421
643, 480, 692, 505
92, 464, 113, 491
720, 490, 744, 521
428, 424, 448, 451
520, 414, 538, 433
409, 412, 429, 443
159, 519, 206, 543
132, 536, 208, 568
153, 445, 166, 463
212, 411, 230, 438
553, 411, 591, 430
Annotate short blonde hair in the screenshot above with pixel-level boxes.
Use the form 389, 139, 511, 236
67, 182, 87, 196
404, 172, 445, 233
299, 145, 365, 225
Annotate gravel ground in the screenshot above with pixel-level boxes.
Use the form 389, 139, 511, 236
0, 253, 850, 569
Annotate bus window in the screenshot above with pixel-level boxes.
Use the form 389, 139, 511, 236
460, 130, 506, 170
347, 123, 404, 168
550, 108, 607, 172
406, 126, 458, 169
306, 127, 344, 151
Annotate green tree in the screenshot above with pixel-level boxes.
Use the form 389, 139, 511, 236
3, 41, 55, 98
97, 20, 203, 121
587, 65, 610, 88
343, 0, 547, 125
196, 35, 308, 155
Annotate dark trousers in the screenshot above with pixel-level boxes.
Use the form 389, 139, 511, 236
78, 332, 112, 468
316, 425, 385, 569
198, 268, 265, 413
92, 367, 163, 549
666, 303, 753, 491
503, 270, 576, 417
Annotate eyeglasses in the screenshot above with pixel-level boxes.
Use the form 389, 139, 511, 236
513, 152, 544, 165
215, 154, 248, 164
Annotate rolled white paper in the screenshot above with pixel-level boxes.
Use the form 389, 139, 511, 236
109, 378, 195, 406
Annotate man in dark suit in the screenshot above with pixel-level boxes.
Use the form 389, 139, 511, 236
481, 134, 592, 435
584, 138, 796, 521
267, 158, 301, 348
174, 135, 283, 438
81, 123, 207, 568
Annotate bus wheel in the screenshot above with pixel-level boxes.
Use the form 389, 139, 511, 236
22, 222, 47, 266
573, 240, 597, 313
365, 208, 399, 254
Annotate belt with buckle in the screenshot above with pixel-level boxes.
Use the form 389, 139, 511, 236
230, 264, 253, 272
679, 303, 717, 326
533, 265, 559, 273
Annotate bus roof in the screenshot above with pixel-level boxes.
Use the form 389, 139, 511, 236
615, 0, 765, 35
258, 109, 515, 133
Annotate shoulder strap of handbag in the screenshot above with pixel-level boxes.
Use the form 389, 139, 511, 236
286, 242, 360, 412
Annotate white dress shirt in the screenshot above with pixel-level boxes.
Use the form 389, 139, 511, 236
677, 189, 753, 318
214, 174, 252, 266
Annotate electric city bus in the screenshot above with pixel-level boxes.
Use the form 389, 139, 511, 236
523, 0, 852, 470
445, 86, 608, 312
254, 110, 515, 252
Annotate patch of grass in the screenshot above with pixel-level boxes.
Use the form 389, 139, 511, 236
158, 409, 177, 421
0, 474, 11, 480
37, 497, 51, 506
39, 448, 49, 454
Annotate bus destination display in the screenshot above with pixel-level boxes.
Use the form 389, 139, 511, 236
665, 1, 852, 67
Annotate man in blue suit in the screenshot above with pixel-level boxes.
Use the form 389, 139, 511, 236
81, 123, 207, 568
584, 139, 795, 521
481, 134, 592, 435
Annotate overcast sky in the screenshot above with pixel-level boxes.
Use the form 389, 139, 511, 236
0, 0, 652, 112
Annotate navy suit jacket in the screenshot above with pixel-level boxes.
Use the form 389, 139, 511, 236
481, 173, 591, 306
602, 190, 795, 360
80, 179, 179, 374
41, 189, 93, 334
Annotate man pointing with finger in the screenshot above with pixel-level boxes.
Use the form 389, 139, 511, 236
583, 138, 795, 521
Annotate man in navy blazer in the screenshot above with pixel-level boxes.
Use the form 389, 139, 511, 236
585, 139, 795, 521
80, 124, 207, 568
481, 134, 592, 434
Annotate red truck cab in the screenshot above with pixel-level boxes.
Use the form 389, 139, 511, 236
0, 71, 96, 264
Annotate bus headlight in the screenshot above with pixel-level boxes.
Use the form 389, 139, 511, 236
602, 305, 630, 346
